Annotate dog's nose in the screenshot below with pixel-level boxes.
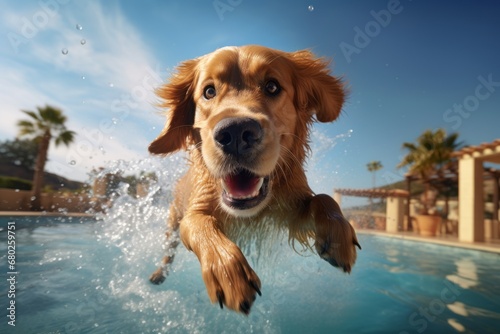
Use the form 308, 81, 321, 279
213, 117, 263, 156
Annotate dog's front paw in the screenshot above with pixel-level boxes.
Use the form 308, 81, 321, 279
312, 194, 361, 273
201, 243, 261, 314
149, 268, 166, 284
149, 255, 175, 285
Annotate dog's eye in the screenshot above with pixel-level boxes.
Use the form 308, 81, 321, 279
203, 85, 216, 100
264, 80, 281, 96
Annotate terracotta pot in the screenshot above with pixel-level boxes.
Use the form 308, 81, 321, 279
415, 214, 441, 236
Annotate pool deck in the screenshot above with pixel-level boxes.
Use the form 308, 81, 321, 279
358, 229, 500, 254
0, 211, 94, 218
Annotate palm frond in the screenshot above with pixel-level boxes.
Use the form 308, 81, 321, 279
38, 105, 66, 125
398, 128, 461, 178
21, 110, 41, 122
55, 130, 76, 147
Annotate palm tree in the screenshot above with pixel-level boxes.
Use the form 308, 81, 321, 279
17, 105, 76, 210
397, 128, 461, 215
366, 161, 383, 212
366, 161, 383, 188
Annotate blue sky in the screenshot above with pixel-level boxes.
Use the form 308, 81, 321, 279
1, 0, 499, 207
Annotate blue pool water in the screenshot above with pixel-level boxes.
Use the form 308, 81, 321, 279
1, 213, 499, 334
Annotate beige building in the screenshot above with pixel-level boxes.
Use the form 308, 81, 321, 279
454, 139, 500, 242
335, 139, 500, 244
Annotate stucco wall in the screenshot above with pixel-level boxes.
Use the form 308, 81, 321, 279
0, 188, 92, 212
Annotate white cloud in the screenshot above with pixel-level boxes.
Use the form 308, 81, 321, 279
0, 1, 168, 183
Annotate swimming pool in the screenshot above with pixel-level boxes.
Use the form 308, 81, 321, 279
1, 212, 499, 334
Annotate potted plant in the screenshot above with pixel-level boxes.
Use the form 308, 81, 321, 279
398, 129, 462, 236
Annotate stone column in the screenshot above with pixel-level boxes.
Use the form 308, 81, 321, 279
386, 195, 405, 233
333, 191, 342, 207
458, 157, 484, 242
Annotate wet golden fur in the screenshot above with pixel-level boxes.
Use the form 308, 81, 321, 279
149, 45, 360, 314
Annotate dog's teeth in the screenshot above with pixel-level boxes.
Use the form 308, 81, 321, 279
222, 180, 230, 193
222, 177, 264, 200
256, 177, 264, 191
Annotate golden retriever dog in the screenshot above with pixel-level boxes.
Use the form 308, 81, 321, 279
148, 45, 360, 314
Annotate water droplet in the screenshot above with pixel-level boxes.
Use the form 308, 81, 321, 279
15, 189, 20, 192
76, 24, 83, 30
14, 159, 21, 165
112, 118, 118, 124
82, 76, 86, 80
109, 82, 114, 88
80, 39, 86, 45
31, 196, 36, 201
69, 160, 76, 165
308, 5, 314, 11
61, 48, 68, 55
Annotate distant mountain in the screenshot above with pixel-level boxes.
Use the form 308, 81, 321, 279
378, 179, 425, 196
0, 161, 85, 191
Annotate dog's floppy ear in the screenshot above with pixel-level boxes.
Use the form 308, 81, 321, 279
149, 59, 199, 155
289, 50, 346, 123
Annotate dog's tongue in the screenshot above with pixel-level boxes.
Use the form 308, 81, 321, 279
223, 170, 263, 199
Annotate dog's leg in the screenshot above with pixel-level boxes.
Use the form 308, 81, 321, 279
308, 194, 361, 273
150, 204, 181, 284
180, 213, 261, 314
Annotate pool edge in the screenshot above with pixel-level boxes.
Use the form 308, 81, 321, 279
357, 229, 500, 254
0, 211, 94, 218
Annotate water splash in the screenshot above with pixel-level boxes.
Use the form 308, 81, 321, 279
308, 128, 353, 191
310, 128, 353, 159
88, 129, 351, 331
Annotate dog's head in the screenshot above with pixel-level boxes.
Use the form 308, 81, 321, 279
150, 45, 345, 217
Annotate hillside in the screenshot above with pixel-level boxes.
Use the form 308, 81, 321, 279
0, 161, 86, 191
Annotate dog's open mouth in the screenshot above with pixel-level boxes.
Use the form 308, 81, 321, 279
221, 169, 269, 210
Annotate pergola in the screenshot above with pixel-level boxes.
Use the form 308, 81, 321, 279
334, 139, 500, 242
333, 188, 409, 233
453, 139, 500, 242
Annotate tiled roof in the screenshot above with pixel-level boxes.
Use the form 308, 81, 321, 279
334, 188, 409, 198
453, 139, 500, 158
